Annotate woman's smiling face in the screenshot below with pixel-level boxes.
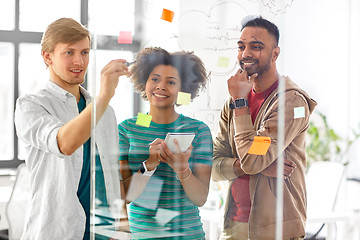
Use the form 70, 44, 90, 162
145, 64, 181, 109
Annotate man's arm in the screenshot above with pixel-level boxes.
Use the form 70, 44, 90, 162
261, 157, 297, 179
212, 99, 246, 182
15, 97, 65, 155
57, 59, 129, 155
227, 70, 305, 176
234, 92, 310, 174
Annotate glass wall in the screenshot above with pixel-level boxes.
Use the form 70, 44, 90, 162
89, 0, 360, 240
2, 0, 360, 239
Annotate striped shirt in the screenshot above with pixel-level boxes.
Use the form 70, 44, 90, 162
118, 114, 213, 239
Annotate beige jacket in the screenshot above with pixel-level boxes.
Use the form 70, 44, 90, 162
212, 76, 317, 239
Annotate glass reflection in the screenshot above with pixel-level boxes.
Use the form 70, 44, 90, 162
8, 0, 360, 239
87, 49, 135, 122
118, 47, 213, 239
89, 1, 317, 240
212, 17, 316, 240
14, 18, 125, 240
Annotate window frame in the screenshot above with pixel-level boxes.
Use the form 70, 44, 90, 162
0, 0, 142, 168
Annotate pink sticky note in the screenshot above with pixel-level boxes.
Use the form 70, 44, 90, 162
117, 31, 133, 44
161, 8, 175, 22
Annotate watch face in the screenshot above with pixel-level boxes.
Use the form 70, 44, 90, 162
234, 98, 248, 108
235, 99, 245, 107
230, 98, 248, 109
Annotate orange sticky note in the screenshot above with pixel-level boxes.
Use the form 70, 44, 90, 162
135, 113, 152, 127
247, 136, 271, 155
177, 92, 191, 105
161, 8, 175, 22
117, 31, 133, 44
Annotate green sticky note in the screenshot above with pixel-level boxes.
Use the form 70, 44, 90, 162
217, 56, 230, 67
294, 106, 305, 119
135, 113, 152, 127
176, 92, 191, 105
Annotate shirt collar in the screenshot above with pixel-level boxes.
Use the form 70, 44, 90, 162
45, 80, 91, 102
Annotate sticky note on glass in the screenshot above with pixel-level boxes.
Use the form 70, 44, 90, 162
161, 8, 175, 22
247, 136, 271, 155
177, 92, 191, 105
217, 57, 230, 67
294, 106, 305, 119
117, 31, 133, 44
135, 113, 152, 127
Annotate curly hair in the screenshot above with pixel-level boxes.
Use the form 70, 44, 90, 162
130, 47, 208, 100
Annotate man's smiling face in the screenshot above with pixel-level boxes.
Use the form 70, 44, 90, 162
237, 26, 278, 76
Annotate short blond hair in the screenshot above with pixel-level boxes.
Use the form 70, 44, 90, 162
41, 18, 90, 65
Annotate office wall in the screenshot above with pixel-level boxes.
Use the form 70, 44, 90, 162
131, 0, 360, 178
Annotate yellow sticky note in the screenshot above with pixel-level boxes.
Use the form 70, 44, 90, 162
161, 8, 175, 22
135, 113, 152, 127
294, 106, 305, 119
177, 92, 191, 105
247, 136, 271, 155
217, 57, 230, 67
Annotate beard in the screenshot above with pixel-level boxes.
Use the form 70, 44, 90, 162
239, 55, 272, 77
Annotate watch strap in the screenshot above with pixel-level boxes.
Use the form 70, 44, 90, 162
140, 161, 156, 176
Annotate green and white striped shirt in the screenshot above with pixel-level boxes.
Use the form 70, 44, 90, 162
118, 114, 213, 239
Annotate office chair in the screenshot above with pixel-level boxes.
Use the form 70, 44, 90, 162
305, 161, 345, 240
5, 163, 30, 240
0, 229, 8, 240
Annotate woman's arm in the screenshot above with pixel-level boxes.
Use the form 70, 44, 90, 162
177, 162, 212, 207
119, 160, 152, 203
160, 141, 212, 207
119, 138, 163, 202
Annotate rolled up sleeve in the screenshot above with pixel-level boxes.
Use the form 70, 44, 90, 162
212, 100, 239, 181
15, 97, 65, 157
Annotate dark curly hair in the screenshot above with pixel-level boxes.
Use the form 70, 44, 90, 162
129, 47, 208, 100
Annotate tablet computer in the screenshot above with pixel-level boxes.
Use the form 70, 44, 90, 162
164, 132, 195, 153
